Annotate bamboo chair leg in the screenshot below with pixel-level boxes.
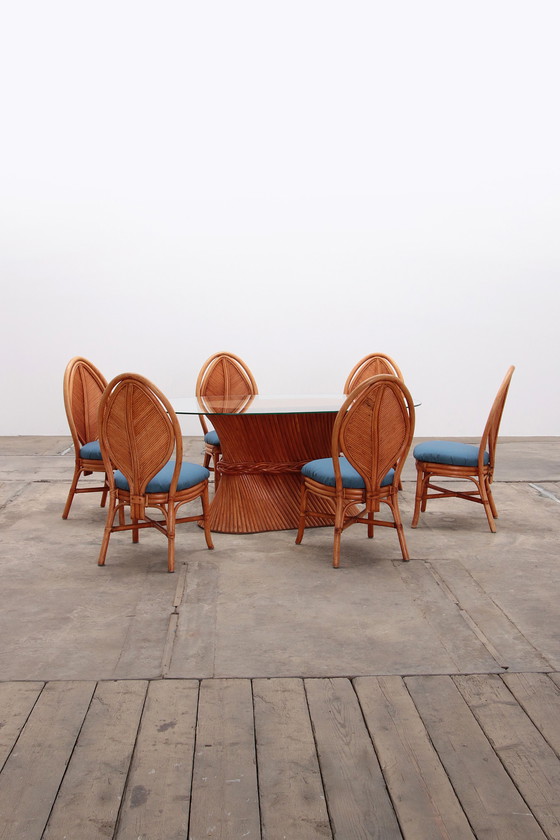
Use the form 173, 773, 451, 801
201, 487, 214, 550
486, 480, 499, 520
479, 478, 497, 533
132, 518, 140, 543
98, 492, 117, 566
332, 499, 345, 568
100, 479, 108, 508
391, 498, 410, 561
167, 506, 176, 573
411, 465, 426, 527
62, 467, 81, 519
367, 510, 374, 538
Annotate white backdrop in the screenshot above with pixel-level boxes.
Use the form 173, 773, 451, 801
1, 1, 558, 437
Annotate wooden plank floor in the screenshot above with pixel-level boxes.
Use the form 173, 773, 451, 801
1, 674, 560, 840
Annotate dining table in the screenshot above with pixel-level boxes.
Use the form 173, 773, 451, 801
173, 393, 350, 534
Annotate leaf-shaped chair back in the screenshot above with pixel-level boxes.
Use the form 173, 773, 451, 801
63, 357, 107, 447
99, 374, 182, 518
344, 353, 403, 394
334, 375, 415, 502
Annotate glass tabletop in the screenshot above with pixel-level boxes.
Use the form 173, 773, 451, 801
172, 394, 348, 415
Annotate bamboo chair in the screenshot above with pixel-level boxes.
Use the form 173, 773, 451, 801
296, 375, 415, 568
343, 353, 403, 394
62, 356, 109, 519
97, 373, 214, 573
411, 366, 515, 533
195, 352, 258, 487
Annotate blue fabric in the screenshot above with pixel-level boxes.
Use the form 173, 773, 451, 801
413, 440, 489, 467
204, 430, 220, 447
301, 457, 395, 489
114, 461, 210, 494
79, 440, 102, 460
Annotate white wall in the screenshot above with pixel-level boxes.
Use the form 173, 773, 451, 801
1, 1, 558, 437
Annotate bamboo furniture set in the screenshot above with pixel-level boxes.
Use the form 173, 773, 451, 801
62, 353, 514, 570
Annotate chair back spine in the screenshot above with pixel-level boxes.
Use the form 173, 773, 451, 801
479, 365, 515, 471
63, 357, 107, 449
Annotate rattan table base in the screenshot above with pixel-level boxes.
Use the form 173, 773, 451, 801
206, 411, 338, 533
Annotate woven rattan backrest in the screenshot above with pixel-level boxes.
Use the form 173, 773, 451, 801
63, 357, 107, 448
196, 352, 258, 398
99, 374, 181, 510
480, 366, 515, 466
343, 354, 403, 394
333, 375, 415, 494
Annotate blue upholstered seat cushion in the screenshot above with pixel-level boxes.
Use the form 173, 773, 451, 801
114, 461, 210, 494
413, 440, 489, 467
79, 441, 102, 460
301, 457, 395, 489
204, 430, 220, 447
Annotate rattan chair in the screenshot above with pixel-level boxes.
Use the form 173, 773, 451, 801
97, 373, 214, 573
296, 375, 415, 568
343, 353, 403, 394
411, 365, 515, 532
62, 356, 109, 519
195, 352, 258, 487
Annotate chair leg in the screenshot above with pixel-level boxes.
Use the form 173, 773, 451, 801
62, 467, 81, 519
367, 510, 374, 538
98, 491, 117, 566
486, 480, 499, 520
100, 478, 108, 508
332, 499, 344, 568
411, 464, 425, 527
201, 487, 214, 550
167, 505, 176, 573
391, 497, 410, 561
479, 478, 497, 533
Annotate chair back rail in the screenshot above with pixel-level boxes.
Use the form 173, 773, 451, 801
479, 365, 516, 473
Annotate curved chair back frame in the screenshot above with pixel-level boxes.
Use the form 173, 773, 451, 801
343, 353, 403, 394
479, 365, 516, 477
195, 352, 258, 485
62, 356, 108, 518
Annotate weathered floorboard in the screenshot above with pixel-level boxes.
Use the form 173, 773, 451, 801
454, 674, 560, 839
43, 680, 147, 840
0, 681, 96, 840
354, 675, 476, 840
253, 677, 331, 839
189, 678, 260, 840
406, 674, 548, 840
0, 682, 43, 770
305, 677, 402, 840
115, 679, 199, 840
